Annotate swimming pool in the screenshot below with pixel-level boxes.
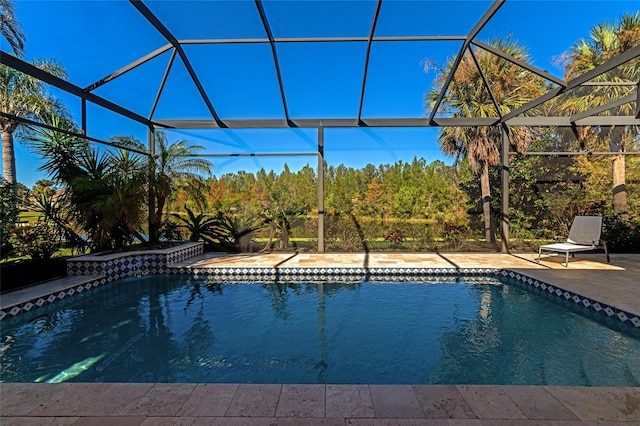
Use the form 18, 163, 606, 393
1, 274, 639, 385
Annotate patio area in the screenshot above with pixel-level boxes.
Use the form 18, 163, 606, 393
1, 252, 639, 424
2, 382, 639, 425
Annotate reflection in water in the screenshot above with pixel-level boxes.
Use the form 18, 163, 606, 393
316, 282, 327, 383
479, 289, 492, 321
39, 354, 106, 383
1, 275, 639, 385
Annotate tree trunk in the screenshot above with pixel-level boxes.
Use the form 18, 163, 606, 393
612, 154, 627, 212
610, 127, 627, 212
261, 226, 275, 252
150, 193, 165, 245
480, 162, 497, 248
2, 128, 17, 193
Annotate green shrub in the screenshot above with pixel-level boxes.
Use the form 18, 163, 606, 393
443, 222, 469, 249
384, 228, 405, 247
1, 178, 19, 257
602, 212, 640, 252
9, 222, 61, 260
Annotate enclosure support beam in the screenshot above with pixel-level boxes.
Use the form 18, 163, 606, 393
469, 47, 502, 119
427, 0, 505, 123
81, 98, 87, 135
357, 0, 382, 122
636, 81, 640, 119
129, 0, 225, 127
472, 40, 565, 87
0, 112, 149, 155
0, 50, 154, 128
148, 126, 156, 244
501, 123, 510, 253
318, 125, 325, 253
149, 49, 177, 121
502, 44, 640, 122
570, 93, 636, 122
255, 0, 291, 124
84, 44, 172, 92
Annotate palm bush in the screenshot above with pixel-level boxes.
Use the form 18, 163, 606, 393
171, 206, 220, 243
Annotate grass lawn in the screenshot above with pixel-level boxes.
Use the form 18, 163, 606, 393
17, 211, 42, 224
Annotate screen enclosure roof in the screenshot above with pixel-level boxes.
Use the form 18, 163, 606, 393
1, 0, 639, 147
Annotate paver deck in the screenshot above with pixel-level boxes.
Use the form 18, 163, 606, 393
1, 252, 639, 424
1, 383, 639, 424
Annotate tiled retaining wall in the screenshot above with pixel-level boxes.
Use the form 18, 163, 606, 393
66, 242, 203, 280
0, 242, 203, 321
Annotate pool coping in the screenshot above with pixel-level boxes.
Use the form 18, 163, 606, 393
1, 247, 638, 330
2, 382, 639, 423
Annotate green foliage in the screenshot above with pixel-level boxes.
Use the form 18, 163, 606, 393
0, 177, 19, 254
29, 190, 87, 254
384, 228, 405, 246
171, 206, 220, 243
214, 212, 261, 252
32, 179, 56, 197
171, 207, 259, 252
147, 131, 213, 244
325, 212, 367, 252
425, 37, 547, 245
9, 222, 61, 260
28, 117, 148, 252
256, 165, 311, 250
0, 0, 26, 57
159, 220, 183, 241
602, 212, 640, 252
443, 222, 470, 249
0, 176, 20, 236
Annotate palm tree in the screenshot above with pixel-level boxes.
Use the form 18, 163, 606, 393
114, 131, 212, 245
26, 113, 89, 184
561, 12, 640, 212
28, 117, 148, 251
0, 60, 66, 189
425, 38, 546, 247
0, 0, 25, 57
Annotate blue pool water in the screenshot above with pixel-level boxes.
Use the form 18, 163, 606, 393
1, 275, 639, 385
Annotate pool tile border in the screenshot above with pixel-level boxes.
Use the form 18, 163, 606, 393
1, 251, 638, 330
0, 242, 203, 321
66, 242, 204, 279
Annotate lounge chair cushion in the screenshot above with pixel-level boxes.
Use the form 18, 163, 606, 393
539, 242, 595, 252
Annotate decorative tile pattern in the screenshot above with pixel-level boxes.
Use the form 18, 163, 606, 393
2, 243, 203, 321
2, 246, 638, 330
169, 264, 638, 329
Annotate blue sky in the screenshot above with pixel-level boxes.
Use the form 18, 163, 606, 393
3, 0, 639, 188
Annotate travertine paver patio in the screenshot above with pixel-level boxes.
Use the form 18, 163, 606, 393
1, 252, 639, 424
2, 382, 640, 424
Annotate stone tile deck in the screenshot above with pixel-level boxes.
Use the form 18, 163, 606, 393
2, 252, 639, 424
0, 275, 104, 310
1, 383, 639, 424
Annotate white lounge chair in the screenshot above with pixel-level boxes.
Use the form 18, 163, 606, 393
537, 216, 609, 267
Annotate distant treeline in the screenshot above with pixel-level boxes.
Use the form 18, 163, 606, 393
167, 133, 639, 251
